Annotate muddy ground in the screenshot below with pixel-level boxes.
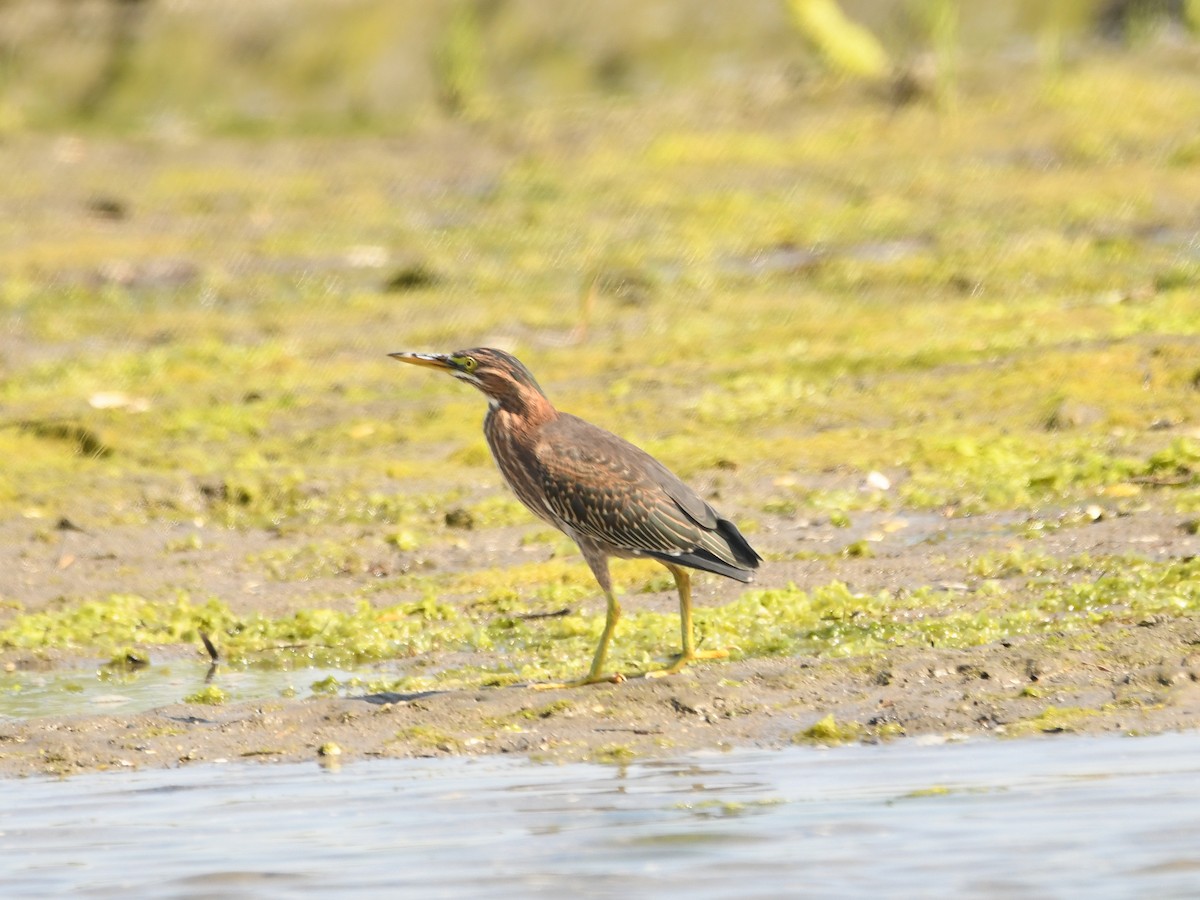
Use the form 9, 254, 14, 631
3, 497, 1199, 778
3, 40, 1200, 778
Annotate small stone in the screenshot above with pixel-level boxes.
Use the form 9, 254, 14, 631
1154, 667, 1187, 687
864, 471, 891, 491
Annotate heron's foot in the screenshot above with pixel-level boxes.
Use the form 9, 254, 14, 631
530, 671, 626, 690
644, 648, 729, 679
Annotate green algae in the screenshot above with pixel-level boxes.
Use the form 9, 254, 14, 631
967, 549, 1060, 580
514, 699, 575, 720
4, 556, 1199, 684
900, 786, 953, 800
4, 57, 1200, 531
183, 685, 227, 705
1005, 705, 1103, 737
100, 650, 151, 674
592, 743, 637, 765
394, 724, 464, 753
0, 593, 479, 670
794, 714, 863, 746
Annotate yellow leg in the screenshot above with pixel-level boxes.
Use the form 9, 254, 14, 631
532, 590, 624, 689
646, 564, 728, 679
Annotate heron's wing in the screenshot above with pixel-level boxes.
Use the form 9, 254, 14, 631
534, 415, 759, 579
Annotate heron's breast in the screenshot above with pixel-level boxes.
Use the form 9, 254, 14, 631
484, 410, 554, 524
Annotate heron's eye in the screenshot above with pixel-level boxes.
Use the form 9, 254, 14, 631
460, 356, 478, 373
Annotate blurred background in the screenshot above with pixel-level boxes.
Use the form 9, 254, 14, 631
0, 1, 1197, 132
1, 0, 1198, 675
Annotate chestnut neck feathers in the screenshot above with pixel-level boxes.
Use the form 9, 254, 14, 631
461, 348, 556, 427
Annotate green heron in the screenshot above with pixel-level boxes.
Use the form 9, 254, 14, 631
390, 347, 761, 686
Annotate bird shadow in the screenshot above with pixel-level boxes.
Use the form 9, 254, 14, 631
358, 690, 448, 705
355, 680, 573, 705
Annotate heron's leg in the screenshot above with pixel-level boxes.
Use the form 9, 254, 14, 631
532, 545, 624, 689
647, 563, 728, 678
585, 587, 621, 680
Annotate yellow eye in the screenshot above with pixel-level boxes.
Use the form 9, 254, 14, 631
459, 355, 478, 373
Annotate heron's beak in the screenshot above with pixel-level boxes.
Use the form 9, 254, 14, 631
388, 351, 454, 370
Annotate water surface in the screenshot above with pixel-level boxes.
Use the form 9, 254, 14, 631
0, 663, 363, 720
3, 730, 1199, 898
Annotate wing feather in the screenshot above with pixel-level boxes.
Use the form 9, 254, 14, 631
534, 414, 759, 579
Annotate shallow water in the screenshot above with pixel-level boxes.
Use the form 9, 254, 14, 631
3, 730, 1200, 898
0, 663, 363, 720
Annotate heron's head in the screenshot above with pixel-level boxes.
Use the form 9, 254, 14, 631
389, 347, 547, 411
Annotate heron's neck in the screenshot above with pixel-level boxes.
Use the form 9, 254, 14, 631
488, 386, 557, 430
